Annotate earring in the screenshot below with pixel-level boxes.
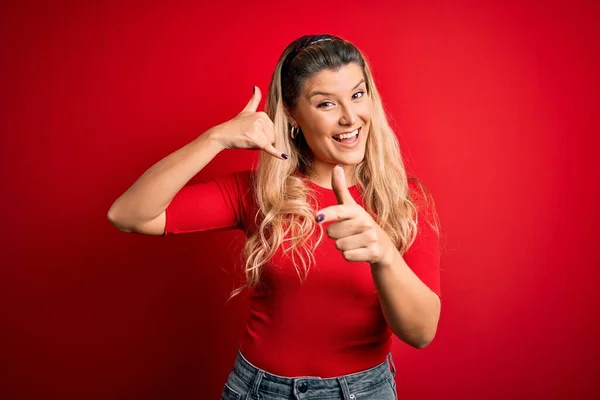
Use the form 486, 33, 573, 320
290, 126, 299, 139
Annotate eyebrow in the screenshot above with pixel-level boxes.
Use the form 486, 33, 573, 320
308, 79, 366, 98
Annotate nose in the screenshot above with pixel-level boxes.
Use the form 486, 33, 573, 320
339, 102, 357, 126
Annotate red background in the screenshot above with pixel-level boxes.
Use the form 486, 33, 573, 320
1, 1, 599, 399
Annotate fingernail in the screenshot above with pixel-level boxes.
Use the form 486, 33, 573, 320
316, 214, 325, 223
337, 164, 343, 168
281, 153, 289, 160
253, 86, 256, 94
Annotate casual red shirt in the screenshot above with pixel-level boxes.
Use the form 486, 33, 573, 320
164, 170, 441, 377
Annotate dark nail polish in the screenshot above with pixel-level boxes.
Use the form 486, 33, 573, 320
281, 153, 289, 160
316, 214, 325, 223
253, 86, 256, 94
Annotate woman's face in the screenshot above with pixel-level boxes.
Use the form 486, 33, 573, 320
291, 62, 372, 168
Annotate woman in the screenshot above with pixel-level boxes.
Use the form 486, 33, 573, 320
108, 34, 441, 400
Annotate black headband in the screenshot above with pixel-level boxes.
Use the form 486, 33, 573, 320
281, 36, 336, 75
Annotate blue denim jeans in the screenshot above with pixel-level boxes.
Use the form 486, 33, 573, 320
221, 350, 398, 399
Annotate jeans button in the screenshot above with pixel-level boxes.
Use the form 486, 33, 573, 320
298, 381, 308, 393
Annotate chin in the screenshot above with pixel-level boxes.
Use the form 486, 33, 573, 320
332, 150, 366, 166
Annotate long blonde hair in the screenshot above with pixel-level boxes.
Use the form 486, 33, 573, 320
234, 35, 438, 296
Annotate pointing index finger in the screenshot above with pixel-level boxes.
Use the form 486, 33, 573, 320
315, 204, 359, 224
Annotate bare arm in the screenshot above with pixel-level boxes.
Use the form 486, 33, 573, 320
107, 86, 285, 235
317, 165, 441, 348
370, 251, 441, 349
107, 132, 225, 234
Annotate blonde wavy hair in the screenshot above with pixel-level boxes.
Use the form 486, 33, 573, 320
233, 35, 439, 296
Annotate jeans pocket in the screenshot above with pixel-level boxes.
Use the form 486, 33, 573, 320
354, 378, 397, 399
221, 383, 242, 400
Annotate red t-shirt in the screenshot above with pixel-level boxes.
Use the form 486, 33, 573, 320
164, 170, 441, 377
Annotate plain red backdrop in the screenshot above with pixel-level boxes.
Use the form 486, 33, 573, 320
1, 1, 599, 399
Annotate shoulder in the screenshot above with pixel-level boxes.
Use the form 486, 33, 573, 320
232, 169, 255, 187
406, 175, 440, 231
216, 169, 255, 192
407, 175, 432, 206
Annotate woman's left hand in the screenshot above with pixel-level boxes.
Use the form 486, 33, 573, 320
315, 165, 396, 266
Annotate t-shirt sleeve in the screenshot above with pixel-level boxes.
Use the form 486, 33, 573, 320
163, 170, 253, 236
403, 180, 442, 299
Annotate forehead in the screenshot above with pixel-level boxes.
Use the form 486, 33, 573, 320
302, 63, 365, 95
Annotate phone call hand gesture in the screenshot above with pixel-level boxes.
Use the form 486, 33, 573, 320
212, 86, 287, 160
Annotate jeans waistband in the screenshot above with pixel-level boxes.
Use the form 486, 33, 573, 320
232, 350, 396, 397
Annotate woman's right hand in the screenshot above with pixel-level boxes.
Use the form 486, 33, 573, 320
209, 86, 287, 160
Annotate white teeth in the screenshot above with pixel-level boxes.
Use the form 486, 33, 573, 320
334, 129, 359, 140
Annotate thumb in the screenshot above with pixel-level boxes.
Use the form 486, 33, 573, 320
241, 86, 262, 113
332, 164, 356, 205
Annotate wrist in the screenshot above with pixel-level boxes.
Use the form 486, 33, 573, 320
201, 126, 228, 152
372, 241, 398, 270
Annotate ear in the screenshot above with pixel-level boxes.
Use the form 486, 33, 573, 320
285, 108, 298, 127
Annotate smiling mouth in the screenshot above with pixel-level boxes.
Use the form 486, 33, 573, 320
332, 127, 360, 142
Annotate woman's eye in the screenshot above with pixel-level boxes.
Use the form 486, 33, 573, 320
353, 91, 365, 99
317, 101, 334, 108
